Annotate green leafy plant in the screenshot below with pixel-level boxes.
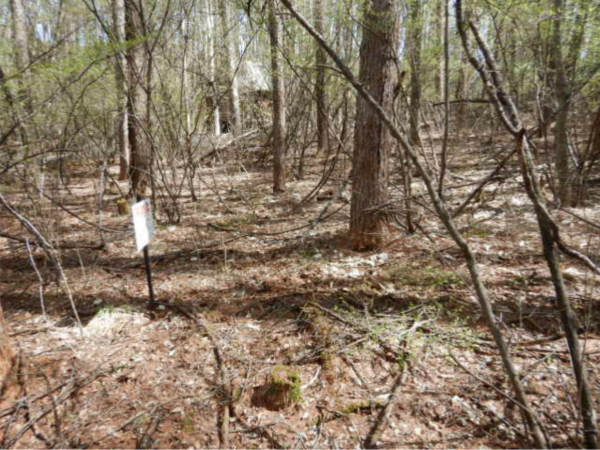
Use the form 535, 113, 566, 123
217, 212, 258, 228
388, 265, 465, 288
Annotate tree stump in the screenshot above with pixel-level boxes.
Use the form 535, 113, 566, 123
117, 198, 130, 216
251, 365, 302, 411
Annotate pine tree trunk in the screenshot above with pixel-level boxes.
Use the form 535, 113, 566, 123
269, 0, 287, 193
349, 0, 400, 251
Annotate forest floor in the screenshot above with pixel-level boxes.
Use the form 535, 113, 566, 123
2, 132, 600, 449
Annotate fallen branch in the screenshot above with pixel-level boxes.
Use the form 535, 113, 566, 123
136, 410, 163, 449
432, 98, 491, 107
15, 352, 52, 448
89, 395, 202, 447
92, 406, 157, 445
452, 148, 515, 217
307, 301, 425, 362
0, 231, 104, 250
363, 367, 407, 449
3, 368, 106, 448
231, 419, 286, 448
159, 303, 231, 449
448, 350, 542, 430
197, 128, 262, 163
0, 378, 70, 420
477, 333, 565, 349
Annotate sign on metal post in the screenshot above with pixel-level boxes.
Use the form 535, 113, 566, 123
132, 197, 156, 309
132, 198, 155, 253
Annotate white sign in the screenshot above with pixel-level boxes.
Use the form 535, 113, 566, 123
131, 199, 155, 252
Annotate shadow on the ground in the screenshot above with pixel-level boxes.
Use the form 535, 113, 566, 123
2, 225, 584, 337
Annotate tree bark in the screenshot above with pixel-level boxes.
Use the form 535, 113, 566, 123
219, 0, 242, 135
566, 6, 587, 81
112, 0, 129, 181
268, 0, 287, 194
589, 108, 600, 169
349, 0, 400, 251
455, 6, 470, 134
9, 0, 31, 143
552, 0, 573, 205
408, 0, 423, 147
438, 0, 450, 197
314, 0, 328, 154
455, 54, 468, 132
181, 7, 192, 133
205, 0, 221, 136
0, 302, 15, 397
125, 0, 150, 196
434, 0, 444, 100
10, 0, 29, 74
0, 62, 26, 147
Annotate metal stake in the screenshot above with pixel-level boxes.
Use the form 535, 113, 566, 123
143, 243, 156, 310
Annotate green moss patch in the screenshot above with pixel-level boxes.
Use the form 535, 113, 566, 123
251, 365, 302, 411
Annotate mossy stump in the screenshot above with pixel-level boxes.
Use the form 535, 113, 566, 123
117, 198, 130, 216
251, 365, 302, 411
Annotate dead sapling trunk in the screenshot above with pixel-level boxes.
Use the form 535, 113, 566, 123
516, 131, 598, 449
